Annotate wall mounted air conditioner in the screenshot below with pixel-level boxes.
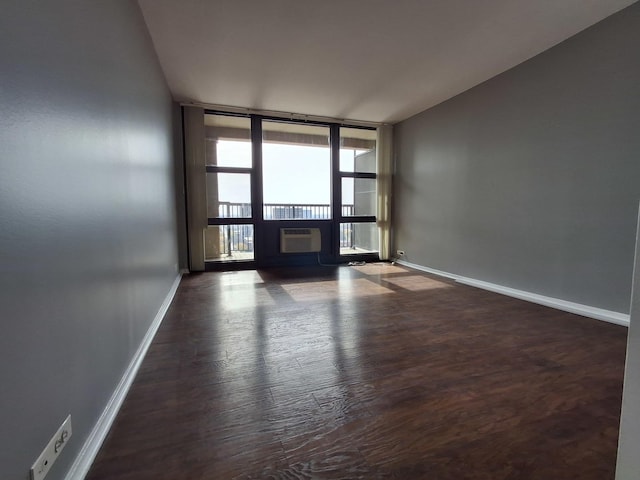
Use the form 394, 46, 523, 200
280, 228, 321, 253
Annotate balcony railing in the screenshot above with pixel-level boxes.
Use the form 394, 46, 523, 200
216, 202, 354, 220
214, 202, 356, 254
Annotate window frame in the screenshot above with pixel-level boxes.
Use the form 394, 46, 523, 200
202, 110, 379, 266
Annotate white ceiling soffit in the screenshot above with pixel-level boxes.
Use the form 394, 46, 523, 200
138, 0, 636, 124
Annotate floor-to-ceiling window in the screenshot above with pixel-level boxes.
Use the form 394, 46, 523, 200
204, 113, 255, 262
261, 120, 332, 220
338, 127, 378, 256
189, 108, 380, 269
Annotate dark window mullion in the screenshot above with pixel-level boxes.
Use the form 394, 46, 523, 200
331, 124, 341, 258
208, 218, 253, 226
205, 165, 253, 174
260, 115, 333, 128
339, 171, 377, 179
339, 215, 376, 223
252, 116, 263, 222
251, 116, 263, 263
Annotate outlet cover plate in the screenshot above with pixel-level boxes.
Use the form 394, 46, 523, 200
30, 414, 72, 480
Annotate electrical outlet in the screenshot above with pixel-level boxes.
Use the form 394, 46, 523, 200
397, 250, 405, 256
30, 415, 72, 480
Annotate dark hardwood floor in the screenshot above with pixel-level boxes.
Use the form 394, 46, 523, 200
86, 263, 628, 480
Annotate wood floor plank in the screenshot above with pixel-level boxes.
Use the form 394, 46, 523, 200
86, 264, 627, 480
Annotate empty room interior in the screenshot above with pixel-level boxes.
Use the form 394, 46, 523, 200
3, 1, 640, 479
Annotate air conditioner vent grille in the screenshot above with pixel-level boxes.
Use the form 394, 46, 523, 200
280, 228, 321, 253
283, 228, 311, 235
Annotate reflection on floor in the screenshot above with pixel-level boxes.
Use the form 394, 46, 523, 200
87, 263, 628, 480
206, 247, 377, 263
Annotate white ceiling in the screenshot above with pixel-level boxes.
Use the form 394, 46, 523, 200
138, 0, 636, 124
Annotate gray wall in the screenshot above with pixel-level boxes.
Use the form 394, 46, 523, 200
0, 2, 178, 480
617, 206, 640, 479
394, 2, 640, 314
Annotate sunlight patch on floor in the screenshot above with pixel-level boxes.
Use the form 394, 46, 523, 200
382, 275, 452, 291
351, 263, 409, 275
282, 278, 393, 302
218, 270, 265, 286
218, 285, 275, 310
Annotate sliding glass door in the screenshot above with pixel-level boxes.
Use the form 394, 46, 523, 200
204, 114, 255, 263
338, 127, 378, 258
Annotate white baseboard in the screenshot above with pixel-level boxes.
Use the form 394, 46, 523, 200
396, 259, 462, 281
396, 260, 629, 327
64, 273, 182, 480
